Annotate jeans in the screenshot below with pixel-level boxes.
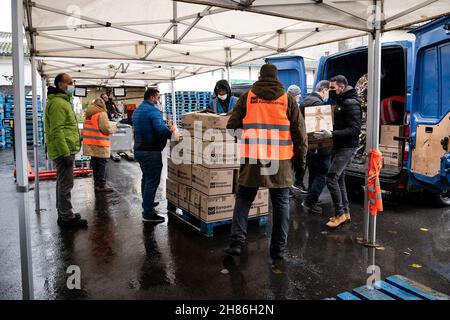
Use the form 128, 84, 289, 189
294, 156, 306, 187
54, 155, 75, 218
135, 150, 163, 217
90, 157, 108, 188
230, 185, 290, 252
326, 148, 356, 215
304, 148, 332, 206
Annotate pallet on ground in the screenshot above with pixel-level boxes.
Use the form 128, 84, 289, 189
334, 274, 449, 300
167, 201, 267, 237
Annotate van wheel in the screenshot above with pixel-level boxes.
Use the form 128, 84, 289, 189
430, 191, 450, 207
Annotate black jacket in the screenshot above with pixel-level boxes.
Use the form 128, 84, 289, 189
300, 92, 325, 115
332, 86, 362, 149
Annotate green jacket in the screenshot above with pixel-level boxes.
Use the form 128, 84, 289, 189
44, 87, 81, 160
227, 78, 308, 188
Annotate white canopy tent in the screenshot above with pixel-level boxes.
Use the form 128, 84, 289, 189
37, 58, 223, 87
11, 0, 450, 299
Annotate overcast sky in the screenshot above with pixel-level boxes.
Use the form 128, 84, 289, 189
0, 1, 12, 32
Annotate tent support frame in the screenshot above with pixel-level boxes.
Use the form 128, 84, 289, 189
12, 0, 34, 300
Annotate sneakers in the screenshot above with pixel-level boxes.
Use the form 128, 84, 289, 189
224, 243, 242, 256
57, 213, 88, 229
142, 214, 165, 223
292, 183, 308, 194
326, 212, 351, 228
95, 186, 114, 192
301, 201, 323, 214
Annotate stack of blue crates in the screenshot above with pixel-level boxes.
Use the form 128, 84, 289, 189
164, 91, 212, 127
0, 93, 43, 149
0, 94, 5, 149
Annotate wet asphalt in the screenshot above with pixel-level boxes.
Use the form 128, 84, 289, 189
0, 147, 449, 300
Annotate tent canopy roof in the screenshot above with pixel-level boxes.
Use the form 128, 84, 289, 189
24, 0, 450, 83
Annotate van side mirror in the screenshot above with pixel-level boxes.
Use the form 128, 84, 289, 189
444, 24, 450, 34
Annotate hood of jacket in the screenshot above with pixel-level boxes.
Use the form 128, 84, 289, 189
86, 102, 107, 118
214, 79, 232, 109
337, 86, 361, 104
47, 86, 71, 102
250, 78, 285, 100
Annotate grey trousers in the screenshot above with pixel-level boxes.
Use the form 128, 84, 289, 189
326, 148, 357, 216
54, 155, 75, 218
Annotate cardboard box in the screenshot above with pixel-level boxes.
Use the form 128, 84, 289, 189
178, 183, 191, 211
380, 125, 403, 148
168, 158, 192, 186
192, 138, 240, 168
379, 144, 402, 167
199, 193, 235, 222
191, 165, 236, 196
198, 188, 268, 223
181, 111, 235, 141
166, 178, 178, 206
249, 189, 269, 216
304, 104, 334, 133
182, 111, 230, 130
307, 133, 333, 150
189, 188, 202, 218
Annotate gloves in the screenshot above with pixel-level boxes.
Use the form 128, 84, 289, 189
313, 129, 332, 140
62, 156, 74, 167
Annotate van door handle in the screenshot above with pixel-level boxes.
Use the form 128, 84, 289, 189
441, 136, 450, 151
393, 136, 411, 143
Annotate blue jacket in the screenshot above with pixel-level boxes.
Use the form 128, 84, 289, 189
210, 96, 238, 113
132, 100, 171, 152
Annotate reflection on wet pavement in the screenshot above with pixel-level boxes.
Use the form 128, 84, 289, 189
0, 148, 449, 299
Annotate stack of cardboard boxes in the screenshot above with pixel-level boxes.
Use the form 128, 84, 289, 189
380, 125, 403, 167
167, 111, 269, 224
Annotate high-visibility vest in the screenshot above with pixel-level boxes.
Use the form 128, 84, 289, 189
367, 148, 383, 216
83, 113, 111, 147
380, 96, 405, 125
241, 91, 294, 161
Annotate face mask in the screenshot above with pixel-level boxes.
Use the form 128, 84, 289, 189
322, 93, 329, 101
218, 94, 227, 101
65, 85, 75, 96
329, 90, 337, 100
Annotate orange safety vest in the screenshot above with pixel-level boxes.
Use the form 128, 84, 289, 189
380, 96, 405, 125
367, 148, 383, 216
83, 113, 111, 147
241, 91, 294, 160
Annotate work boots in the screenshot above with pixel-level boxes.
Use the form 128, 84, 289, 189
326, 212, 351, 228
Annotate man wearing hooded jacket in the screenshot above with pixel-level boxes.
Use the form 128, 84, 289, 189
224, 64, 308, 260
209, 79, 238, 114
314, 75, 362, 228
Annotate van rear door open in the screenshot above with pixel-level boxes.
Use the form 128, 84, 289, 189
409, 16, 450, 193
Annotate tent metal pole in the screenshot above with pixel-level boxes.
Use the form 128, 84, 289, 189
363, 32, 374, 242
41, 76, 48, 171
363, 2, 382, 246
12, 0, 34, 300
171, 69, 177, 128
31, 57, 40, 214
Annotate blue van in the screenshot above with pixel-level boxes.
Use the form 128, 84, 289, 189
265, 55, 308, 100
313, 16, 450, 206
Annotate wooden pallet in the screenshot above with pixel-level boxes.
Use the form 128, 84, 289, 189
333, 275, 449, 300
167, 201, 267, 237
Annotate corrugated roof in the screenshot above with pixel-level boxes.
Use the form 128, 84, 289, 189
0, 32, 28, 56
